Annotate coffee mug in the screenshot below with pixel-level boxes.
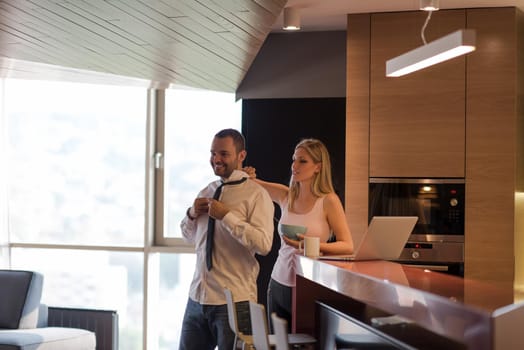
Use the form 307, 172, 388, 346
299, 236, 320, 258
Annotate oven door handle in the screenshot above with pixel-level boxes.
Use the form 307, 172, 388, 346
402, 264, 449, 271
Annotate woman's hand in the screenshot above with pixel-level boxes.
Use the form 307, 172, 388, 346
282, 234, 304, 249
242, 166, 257, 179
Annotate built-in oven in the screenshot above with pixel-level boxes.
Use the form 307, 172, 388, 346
369, 178, 465, 276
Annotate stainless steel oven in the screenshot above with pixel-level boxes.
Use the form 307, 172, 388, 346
369, 178, 465, 276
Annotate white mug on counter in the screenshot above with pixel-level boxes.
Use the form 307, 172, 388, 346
299, 236, 320, 258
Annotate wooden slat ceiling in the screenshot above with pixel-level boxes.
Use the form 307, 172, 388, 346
0, 0, 286, 91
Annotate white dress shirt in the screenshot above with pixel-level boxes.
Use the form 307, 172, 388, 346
180, 169, 275, 304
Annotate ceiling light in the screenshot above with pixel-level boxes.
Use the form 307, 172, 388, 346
420, 0, 439, 11
283, 7, 300, 31
386, 0, 475, 77
386, 29, 476, 77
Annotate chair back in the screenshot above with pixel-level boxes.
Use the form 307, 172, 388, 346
224, 288, 239, 334
271, 313, 290, 350
248, 301, 271, 350
0, 270, 43, 329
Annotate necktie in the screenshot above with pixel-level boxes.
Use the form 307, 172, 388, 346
206, 177, 247, 270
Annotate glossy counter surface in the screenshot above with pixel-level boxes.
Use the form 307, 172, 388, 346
295, 256, 524, 349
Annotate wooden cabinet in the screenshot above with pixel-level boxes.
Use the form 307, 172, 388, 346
465, 7, 521, 288
346, 7, 524, 289
346, 14, 372, 241
368, 10, 466, 178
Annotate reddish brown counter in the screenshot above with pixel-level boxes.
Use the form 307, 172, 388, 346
293, 257, 524, 350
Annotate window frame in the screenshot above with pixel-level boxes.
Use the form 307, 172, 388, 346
2, 80, 213, 350
151, 89, 194, 250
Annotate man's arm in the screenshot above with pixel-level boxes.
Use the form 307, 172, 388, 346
180, 209, 198, 244
180, 188, 211, 243
221, 187, 275, 255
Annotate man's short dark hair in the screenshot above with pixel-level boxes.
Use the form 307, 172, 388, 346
215, 128, 245, 153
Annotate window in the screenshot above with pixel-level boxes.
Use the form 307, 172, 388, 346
11, 248, 144, 350
162, 89, 241, 239
5, 79, 146, 246
0, 80, 7, 264
147, 252, 196, 350
1, 78, 242, 349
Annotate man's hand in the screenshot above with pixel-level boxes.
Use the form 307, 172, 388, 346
208, 199, 229, 220
191, 197, 210, 218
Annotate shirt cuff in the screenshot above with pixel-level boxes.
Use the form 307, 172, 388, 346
221, 211, 240, 231
186, 207, 196, 220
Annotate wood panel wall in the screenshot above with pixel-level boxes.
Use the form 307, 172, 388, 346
346, 14, 371, 245
516, 8, 524, 296
369, 10, 466, 178
345, 7, 523, 292
466, 7, 518, 290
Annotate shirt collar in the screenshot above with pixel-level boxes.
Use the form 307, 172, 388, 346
221, 169, 248, 183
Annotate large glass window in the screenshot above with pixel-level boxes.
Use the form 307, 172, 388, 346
147, 252, 196, 350
163, 89, 241, 238
5, 79, 146, 246
1, 78, 242, 349
10, 248, 143, 350
0, 81, 8, 266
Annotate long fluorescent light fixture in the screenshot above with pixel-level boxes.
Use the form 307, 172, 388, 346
386, 29, 476, 77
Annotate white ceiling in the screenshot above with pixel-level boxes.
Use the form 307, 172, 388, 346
271, 0, 524, 32
0, 0, 522, 92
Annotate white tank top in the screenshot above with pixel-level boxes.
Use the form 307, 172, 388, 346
271, 196, 331, 287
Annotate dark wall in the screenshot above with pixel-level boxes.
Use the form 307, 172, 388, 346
242, 97, 346, 305
242, 98, 346, 198
236, 31, 346, 100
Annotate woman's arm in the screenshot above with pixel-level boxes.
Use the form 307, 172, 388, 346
243, 166, 289, 206
319, 192, 354, 255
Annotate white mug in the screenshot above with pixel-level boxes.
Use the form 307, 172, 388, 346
299, 236, 320, 258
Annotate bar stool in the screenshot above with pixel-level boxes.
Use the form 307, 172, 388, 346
224, 288, 254, 350
271, 312, 291, 350
249, 301, 272, 350
248, 300, 316, 350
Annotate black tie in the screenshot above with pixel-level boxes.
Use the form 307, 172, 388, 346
206, 177, 248, 270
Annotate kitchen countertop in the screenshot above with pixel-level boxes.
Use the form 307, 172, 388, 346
295, 256, 524, 349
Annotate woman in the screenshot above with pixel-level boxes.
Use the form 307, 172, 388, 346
243, 138, 354, 330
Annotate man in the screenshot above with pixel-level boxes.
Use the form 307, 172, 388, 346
179, 128, 274, 350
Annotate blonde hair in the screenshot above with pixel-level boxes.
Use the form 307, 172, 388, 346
288, 138, 335, 210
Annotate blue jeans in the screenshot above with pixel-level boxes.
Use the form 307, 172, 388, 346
178, 298, 251, 350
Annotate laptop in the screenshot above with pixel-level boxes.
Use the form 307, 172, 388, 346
318, 216, 418, 261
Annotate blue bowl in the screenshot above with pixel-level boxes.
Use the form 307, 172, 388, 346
278, 223, 307, 241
